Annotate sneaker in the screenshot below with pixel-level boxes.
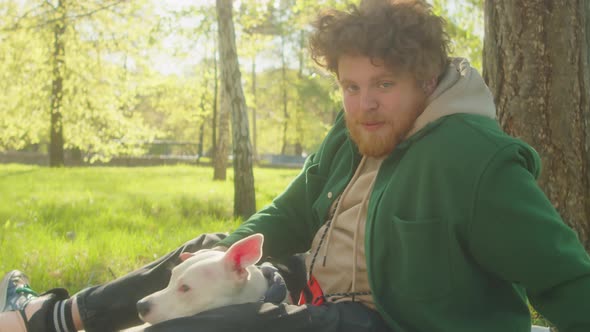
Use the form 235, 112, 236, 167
0, 270, 39, 312
1, 270, 70, 332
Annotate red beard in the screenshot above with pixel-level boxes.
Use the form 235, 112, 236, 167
345, 113, 413, 157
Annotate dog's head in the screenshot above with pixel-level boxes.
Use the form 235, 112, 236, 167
137, 234, 268, 325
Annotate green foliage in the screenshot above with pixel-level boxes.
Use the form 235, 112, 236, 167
0, 3, 49, 150
143, 73, 208, 145
248, 68, 339, 155
0, 164, 299, 293
0, 0, 159, 161
0, 0, 485, 160
431, 0, 484, 71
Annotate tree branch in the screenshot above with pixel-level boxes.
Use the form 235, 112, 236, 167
1, 0, 128, 32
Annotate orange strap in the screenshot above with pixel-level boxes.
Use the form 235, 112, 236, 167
298, 275, 325, 305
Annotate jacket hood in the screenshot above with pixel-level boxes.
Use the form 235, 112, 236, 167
407, 57, 497, 137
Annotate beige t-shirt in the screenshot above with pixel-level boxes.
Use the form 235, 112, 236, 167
305, 156, 383, 309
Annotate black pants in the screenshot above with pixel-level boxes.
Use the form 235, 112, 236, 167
74, 233, 391, 332
145, 301, 390, 332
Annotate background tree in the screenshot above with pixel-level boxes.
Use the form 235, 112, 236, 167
432, 0, 483, 70
1, 0, 488, 169
243, 0, 347, 157
483, 1, 590, 249
0, 0, 158, 165
0, 2, 48, 152
237, 2, 275, 163
49, 0, 66, 167
154, 3, 224, 177
215, 85, 230, 181
216, 0, 256, 218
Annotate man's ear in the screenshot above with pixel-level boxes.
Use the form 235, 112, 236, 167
223, 234, 264, 281
422, 76, 437, 96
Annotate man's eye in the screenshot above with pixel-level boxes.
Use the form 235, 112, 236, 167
178, 284, 190, 293
344, 85, 359, 93
379, 81, 395, 88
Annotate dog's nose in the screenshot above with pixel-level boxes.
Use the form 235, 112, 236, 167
137, 300, 151, 317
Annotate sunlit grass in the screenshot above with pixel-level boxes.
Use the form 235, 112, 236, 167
0, 164, 552, 328
0, 164, 299, 293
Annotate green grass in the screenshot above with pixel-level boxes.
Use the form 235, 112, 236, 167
0, 164, 552, 328
0, 164, 299, 293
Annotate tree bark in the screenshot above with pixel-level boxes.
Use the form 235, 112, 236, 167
198, 56, 209, 163
483, 0, 590, 250
212, 37, 218, 167
216, 0, 256, 219
49, 0, 66, 167
213, 85, 229, 181
213, 36, 228, 181
198, 108, 205, 162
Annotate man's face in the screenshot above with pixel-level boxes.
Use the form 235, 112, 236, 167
338, 55, 428, 157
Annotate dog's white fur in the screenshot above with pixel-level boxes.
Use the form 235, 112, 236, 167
135, 233, 268, 326
87, 232, 552, 332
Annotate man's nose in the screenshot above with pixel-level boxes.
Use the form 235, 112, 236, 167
360, 91, 378, 111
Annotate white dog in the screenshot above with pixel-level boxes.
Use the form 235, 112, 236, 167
99, 232, 551, 332
135, 233, 268, 326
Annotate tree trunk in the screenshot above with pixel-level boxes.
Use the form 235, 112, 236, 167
49, 1, 66, 167
213, 86, 229, 181
213, 37, 227, 181
483, 0, 590, 250
212, 38, 218, 165
216, 0, 256, 219
197, 120, 205, 163
198, 72, 207, 162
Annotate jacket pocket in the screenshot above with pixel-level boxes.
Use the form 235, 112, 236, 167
388, 216, 452, 301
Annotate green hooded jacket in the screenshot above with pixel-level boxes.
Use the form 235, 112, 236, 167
218, 59, 590, 332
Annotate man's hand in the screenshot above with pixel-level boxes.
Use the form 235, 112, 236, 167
259, 263, 288, 304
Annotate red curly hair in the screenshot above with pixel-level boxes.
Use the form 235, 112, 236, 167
309, 0, 450, 82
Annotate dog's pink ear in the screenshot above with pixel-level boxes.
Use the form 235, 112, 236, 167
223, 234, 264, 279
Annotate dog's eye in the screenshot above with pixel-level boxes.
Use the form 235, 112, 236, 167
178, 284, 191, 293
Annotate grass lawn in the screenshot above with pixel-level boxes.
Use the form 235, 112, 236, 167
0, 164, 299, 293
0, 163, 551, 328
